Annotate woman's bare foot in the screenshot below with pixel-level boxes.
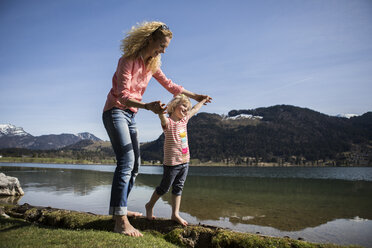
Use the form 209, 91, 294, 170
172, 214, 188, 226
145, 202, 156, 220
114, 215, 143, 237
127, 210, 143, 217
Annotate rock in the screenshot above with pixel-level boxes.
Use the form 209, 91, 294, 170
0, 206, 10, 218
0, 173, 24, 196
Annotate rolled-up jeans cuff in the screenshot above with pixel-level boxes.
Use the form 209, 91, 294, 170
110, 206, 127, 216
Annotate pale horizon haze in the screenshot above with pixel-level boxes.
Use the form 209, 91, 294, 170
1, 0, 371, 142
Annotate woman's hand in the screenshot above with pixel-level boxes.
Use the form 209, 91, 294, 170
145, 101, 167, 114
195, 94, 212, 104
182, 89, 212, 104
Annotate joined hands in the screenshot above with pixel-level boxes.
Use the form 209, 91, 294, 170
146, 101, 167, 114
195, 94, 212, 104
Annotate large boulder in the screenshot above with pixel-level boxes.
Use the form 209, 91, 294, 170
0, 173, 24, 196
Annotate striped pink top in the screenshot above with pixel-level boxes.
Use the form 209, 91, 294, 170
103, 56, 184, 113
163, 116, 190, 166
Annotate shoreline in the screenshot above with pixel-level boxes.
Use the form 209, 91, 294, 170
0, 158, 368, 167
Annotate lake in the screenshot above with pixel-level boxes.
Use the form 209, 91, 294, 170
1, 163, 372, 247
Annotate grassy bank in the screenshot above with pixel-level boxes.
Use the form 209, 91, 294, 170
0, 157, 162, 166
0, 157, 352, 167
0, 157, 249, 166
0, 204, 361, 248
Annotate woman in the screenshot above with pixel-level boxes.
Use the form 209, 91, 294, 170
102, 21, 210, 237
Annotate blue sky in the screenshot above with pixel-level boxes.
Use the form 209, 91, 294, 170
1, 0, 371, 142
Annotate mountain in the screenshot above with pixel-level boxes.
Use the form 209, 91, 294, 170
0, 124, 31, 137
1, 106, 371, 166
141, 105, 372, 166
0, 124, 102, 150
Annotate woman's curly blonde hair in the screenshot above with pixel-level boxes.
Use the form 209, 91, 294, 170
167, 94, 191, 116
120, 21, 173, 73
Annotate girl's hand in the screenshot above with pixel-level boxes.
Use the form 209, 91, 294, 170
145, 101, 167, 114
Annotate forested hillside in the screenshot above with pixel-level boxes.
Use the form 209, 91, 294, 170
141, 105, 372, 166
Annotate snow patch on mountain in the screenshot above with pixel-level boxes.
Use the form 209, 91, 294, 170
225, 114, 263, 120
336, 114, 359, 119
76, 132, 101, 141
0, 124, 30, 137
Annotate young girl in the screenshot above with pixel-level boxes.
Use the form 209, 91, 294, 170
145, 94, 211, 226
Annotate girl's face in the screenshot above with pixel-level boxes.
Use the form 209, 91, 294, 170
146, 36, 171, 58
173, 102, 189, 120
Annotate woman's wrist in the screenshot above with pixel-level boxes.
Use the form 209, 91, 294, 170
181, 89, 195, 99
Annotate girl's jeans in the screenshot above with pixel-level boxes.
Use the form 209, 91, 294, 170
102, 108, 140, 216
156, 163, 189, 196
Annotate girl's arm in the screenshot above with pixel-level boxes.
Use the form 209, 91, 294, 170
189, 96, 211, 117
158, 113, 168, 129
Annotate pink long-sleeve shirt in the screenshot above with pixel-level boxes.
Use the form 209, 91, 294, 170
103, 56, 184, 113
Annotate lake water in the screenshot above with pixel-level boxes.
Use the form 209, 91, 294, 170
1, 163, 372, 247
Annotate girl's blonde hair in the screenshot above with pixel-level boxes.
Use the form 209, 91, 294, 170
121, 21, 173, 73
167, 94, 191, 116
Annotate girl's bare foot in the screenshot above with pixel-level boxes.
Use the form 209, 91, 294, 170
114, 215, 143, 237
172, 214, 188, 226
145, 202, 156, 220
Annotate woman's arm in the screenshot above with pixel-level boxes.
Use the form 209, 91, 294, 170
182, 89, 212, 104
153, 69, 184, 96
125, 99, 166, 114
153, 69, 212, 104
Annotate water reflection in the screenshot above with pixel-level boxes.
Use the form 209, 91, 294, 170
2, 166, 113, 195
0, 195, 23, 205
1, 165, 372, 247
137, 174, 372, 231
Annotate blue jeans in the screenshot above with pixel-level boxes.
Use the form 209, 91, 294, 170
156, 163, 189, 196
102, 108, 140, 216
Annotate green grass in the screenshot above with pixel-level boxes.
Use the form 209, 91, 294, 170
0, 217, 179, 248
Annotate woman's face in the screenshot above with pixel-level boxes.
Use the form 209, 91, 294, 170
146, 36, 171, 58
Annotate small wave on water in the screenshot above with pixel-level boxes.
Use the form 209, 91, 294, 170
1, 163, 372, 181
186, 166, 372, 181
